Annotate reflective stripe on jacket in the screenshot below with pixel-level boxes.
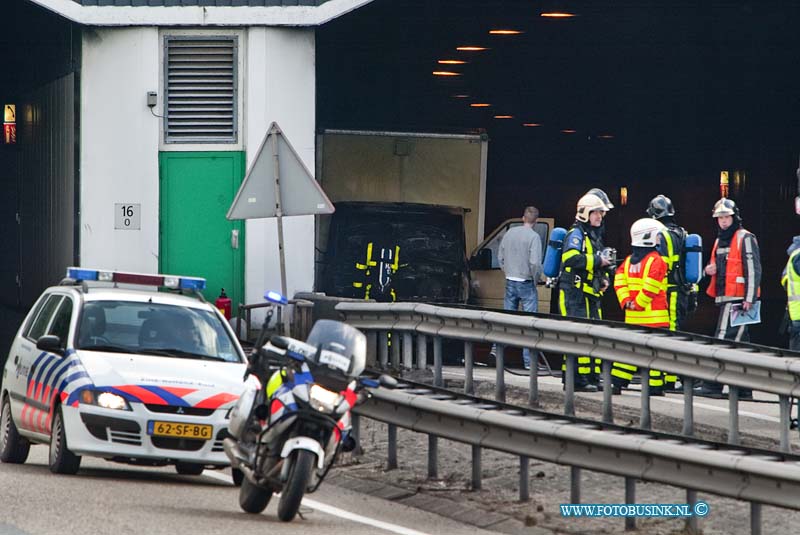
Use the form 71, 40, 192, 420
614, 251, 669, 327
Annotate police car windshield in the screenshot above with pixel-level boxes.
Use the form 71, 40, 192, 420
76, 300, 242, 363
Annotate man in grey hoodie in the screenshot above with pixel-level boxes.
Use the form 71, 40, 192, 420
495, 206, 543, 369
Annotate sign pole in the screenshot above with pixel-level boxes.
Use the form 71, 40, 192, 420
270, 126, 291, 335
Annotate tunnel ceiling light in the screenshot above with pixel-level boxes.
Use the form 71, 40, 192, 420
438, 59, 467, 65
432, 71, 462, 77
597, 134, 615, 139
456, 46, 488, 51
451, 94, 471, 98
470, 103, 492, 108
541, 12, 576, 18
494, 115, 514, 119
523, 123, 543, 127
561, 129, 577, 133
489, 29, 523, 35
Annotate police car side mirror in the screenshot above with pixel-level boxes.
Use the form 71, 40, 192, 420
269, 335, 291, 350
378, 374, 398, 389
37, 335, 64, 355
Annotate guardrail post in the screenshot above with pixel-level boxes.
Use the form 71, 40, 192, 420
416, 334, 427, 370
640, 368, 651, 430
780, 395, 791, 452
387, 423, 398, 470
602, 359, 613, 423
379, 331, 389, 368
519, 456, 529, 501
351, 413, 362, 456
624, 477, 636, 531
391, 331, 401, 369
683, 378, 694, 436
366, 331, 377, 368
433, 336, 443, 387
495, 344, 506, 402
471, 445, 482, 490
402, 332, 413, 369
428, 434, 438, 479
686, 489, 699, 534
751, 502, 762, 535
570, 466, 581, 503
729, 386, 740, 445
464, 341, 474, 395
529, 349, 538, 407
565, 355, 576, 416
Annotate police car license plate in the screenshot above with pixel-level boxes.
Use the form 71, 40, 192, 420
148, 421, 213, 440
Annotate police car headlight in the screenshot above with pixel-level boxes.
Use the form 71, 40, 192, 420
308, 384, 340, 413
81, 390, 131, 411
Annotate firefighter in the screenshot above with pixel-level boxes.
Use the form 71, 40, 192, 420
611, 218, 670, 395
559, 190, 614, 392
697, 198, 761, 400
647, 194, 691, 390
782, 236, 800, 351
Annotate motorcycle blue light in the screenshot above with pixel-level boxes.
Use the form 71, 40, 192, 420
359, 378, 379, 388
67, 268, 99, 281
265, 290, 288, 305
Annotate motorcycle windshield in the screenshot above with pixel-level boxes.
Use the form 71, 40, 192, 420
305, 319, 367, 378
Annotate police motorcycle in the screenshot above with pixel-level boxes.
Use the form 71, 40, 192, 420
224, 292, 396, 522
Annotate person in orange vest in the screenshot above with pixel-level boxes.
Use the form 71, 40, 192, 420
611, 218, 670, 395
696, 198, 761, 400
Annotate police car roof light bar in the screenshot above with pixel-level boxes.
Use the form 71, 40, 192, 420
66, 267, 207, 291
265, 290, 288, 305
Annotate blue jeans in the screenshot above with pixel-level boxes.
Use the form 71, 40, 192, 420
495, 279, 538, 367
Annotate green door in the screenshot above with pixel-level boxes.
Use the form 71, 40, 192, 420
159, 151, 245, 312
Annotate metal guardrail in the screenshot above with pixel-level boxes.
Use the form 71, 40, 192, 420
337, 302, 800, 452
353, 376, 800, 533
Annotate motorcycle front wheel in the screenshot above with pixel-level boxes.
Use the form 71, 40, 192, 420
239, 476, 272, 514
277, 449, 315, 522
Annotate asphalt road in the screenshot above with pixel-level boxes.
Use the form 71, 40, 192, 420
0, 448, 504, 535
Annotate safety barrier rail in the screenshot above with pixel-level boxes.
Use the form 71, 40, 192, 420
353, 376, 800, 534
336, 302, 800, 453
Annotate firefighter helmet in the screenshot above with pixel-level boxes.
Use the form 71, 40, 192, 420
646, 194, 675, 219
586, 188, 615, 210
712, 197, 739, 218
630, 218, 666, 247
576, 192, 609, 223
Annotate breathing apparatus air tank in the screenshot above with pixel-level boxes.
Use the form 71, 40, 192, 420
544, 227, 567, 278
683, 234, 703, 284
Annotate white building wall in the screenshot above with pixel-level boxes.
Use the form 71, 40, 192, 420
80, 26, 317, 306
245, 28, 316, 307
80, 27, 161, 273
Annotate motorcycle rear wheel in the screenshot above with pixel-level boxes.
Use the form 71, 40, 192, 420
239, 476, 272, 514
277, 449, 315, 522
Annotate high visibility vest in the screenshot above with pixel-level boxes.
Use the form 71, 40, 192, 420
614, 251, 669, 327
783, 248, 800, 321
706, 228, 761, 301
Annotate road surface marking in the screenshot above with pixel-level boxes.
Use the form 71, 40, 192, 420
203, 470, 434, 535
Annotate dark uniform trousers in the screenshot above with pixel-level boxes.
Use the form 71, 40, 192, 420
559, 286, 602, 386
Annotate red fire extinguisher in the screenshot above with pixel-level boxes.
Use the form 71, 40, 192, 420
215, 288, 232, 320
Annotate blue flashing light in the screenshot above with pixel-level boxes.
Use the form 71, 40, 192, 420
67, 268, 99, 281
179, 277, 206, 291
265, 290, 288, 305
360, 378, 379, 388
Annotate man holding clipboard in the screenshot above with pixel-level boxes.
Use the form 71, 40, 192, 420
696, 198, 762, 400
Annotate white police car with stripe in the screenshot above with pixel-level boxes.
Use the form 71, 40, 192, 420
0, 268, 248, 477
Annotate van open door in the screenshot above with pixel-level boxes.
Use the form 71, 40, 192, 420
468, 218, 554, 312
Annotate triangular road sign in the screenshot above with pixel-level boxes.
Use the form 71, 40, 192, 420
227, 122, 334, 220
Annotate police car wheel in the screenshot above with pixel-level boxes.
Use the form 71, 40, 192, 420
48, 406, 81, 475
0, 396, 30, 464
175, 462, 204, 476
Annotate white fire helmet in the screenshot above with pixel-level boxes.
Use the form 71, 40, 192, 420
630, 218, 666, 247
576, 192, 609, 223
712, 197, 738, 218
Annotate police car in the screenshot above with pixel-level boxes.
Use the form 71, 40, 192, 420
0, 268, 247, 476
